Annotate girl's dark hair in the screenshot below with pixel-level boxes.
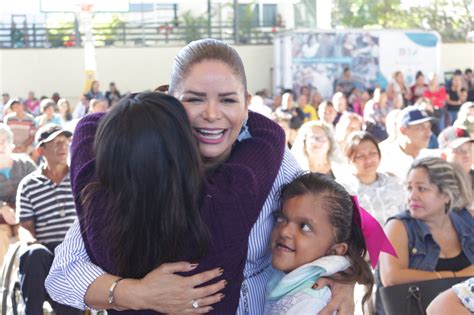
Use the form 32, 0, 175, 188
278, 172, 374, 310
169, 38, 247, 95
83, 92, 209, 278
345, 131, 381, 160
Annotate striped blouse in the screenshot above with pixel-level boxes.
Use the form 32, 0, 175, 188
45, 148, 301, 314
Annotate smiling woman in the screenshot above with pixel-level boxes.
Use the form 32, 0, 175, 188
45, 39, 298, 315
46, 39, 358, 315
339, 131, 406, 225
177, 60, 249, 169
290, 120, 347, 180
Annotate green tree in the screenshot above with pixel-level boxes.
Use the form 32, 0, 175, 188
331, 0, 473, 42
180, 10, 207, 43
409, 0, 473, 42
93, 15, 125, 46
237, 2, 257, 43
332, 0, 416, 28
294, 0, 317, 28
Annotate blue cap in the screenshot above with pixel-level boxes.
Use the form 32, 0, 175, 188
398, 106, 433, 127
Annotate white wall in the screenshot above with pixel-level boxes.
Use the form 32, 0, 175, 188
0, 45, 274, 105
441, 43, 474, 73
0, 43, 472, 106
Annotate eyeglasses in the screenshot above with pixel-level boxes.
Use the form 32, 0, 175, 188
306, 135, 328, 143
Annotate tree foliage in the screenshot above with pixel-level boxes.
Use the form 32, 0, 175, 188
179, 10, 207, 43
332, 0, 473, 42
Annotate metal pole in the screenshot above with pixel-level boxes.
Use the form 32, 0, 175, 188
207, 0, 211, 38
233, 0, 239, 44
141, 0, 145, 45
74, 16, 81, 47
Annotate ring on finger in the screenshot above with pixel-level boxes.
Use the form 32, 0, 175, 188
191, 299, 199, 309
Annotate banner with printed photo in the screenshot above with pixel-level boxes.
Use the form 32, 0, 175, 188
291, 31, 381, 99
277, 30, 440, 99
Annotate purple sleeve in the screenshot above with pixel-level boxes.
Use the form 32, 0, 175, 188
69, 113, 104, 216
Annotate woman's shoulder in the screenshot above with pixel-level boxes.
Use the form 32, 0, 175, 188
378, 172, 404, 187
330, 161, 351, 180
450, 208, 474, 228
336, 173, 359, 194
387, 210, 412, 224
74, 112, 105, 133
385, 213, 411, 241
248, 111, 280, 131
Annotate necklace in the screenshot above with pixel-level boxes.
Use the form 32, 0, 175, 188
55, 184, 66, 218
43, 168, 66, 217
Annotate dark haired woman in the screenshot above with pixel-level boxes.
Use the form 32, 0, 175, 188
47, 39, 356, 314
410, 71, 428, 103
340, 131, 406, 225
86, 80, 105, 100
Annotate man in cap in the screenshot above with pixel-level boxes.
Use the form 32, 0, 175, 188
379, 106, 434, 180
16, 123, 79, 314
438, 126, 473, 196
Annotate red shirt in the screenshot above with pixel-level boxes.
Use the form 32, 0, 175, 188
423, 87, 447, 109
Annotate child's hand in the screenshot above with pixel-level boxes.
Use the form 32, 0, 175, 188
314, 278, 355, 315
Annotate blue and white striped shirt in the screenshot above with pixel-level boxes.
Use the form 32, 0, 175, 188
45, 149, 301, 314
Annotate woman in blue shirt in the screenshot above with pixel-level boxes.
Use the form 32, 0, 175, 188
380, 157, 473, 285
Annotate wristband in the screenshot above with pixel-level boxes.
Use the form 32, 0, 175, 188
108, 278, 124, 306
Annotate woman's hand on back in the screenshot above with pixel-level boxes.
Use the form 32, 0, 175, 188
312, 278, 355, 315
114, 261, 226, 314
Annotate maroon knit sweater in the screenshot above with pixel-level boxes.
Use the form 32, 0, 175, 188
70, 111, 285, 314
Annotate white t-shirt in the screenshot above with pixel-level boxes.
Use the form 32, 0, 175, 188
379, 143, 416, 181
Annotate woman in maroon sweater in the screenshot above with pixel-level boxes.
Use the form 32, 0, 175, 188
47, 39, 356, 315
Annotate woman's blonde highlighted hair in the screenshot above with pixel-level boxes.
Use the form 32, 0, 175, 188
409, 157, 472, 211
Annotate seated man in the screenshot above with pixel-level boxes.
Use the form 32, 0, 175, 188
16, 124, 79, 315
379, 107, 434, 180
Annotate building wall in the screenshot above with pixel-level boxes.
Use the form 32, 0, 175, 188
441, 43, 474, 73
1, 43, 472, 106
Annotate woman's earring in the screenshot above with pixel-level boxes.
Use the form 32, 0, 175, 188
445, 202, 450, 213
237, 119, 251, 142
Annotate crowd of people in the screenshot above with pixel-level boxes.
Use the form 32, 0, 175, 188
0, 39, 472, 315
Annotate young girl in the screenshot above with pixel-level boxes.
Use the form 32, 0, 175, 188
265, 172, 394, 314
